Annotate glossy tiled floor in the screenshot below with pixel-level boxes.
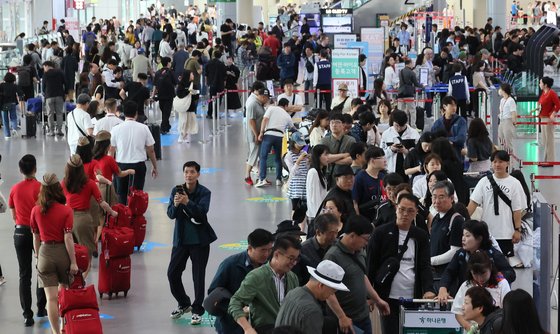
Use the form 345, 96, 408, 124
0, 113, 556, 333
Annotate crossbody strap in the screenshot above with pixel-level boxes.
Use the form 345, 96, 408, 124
71, 112, 88, 138
397, 232, 411, 262
487, 174, 515, 229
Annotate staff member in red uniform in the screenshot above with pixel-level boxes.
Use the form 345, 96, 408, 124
61, 154, 117, 278
538, 77, 560, 167
92, 130, 135, 242
8, 154, 46, 326
76, 136, 112, 257
30, 173, 78, 334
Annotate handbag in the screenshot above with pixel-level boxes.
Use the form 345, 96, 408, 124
173, 82, 193, 113
374, 232, 411, 288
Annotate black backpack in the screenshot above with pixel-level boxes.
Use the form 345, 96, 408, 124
17, 66, 32, 87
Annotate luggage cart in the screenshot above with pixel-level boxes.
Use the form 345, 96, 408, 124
400, 299, 461, 334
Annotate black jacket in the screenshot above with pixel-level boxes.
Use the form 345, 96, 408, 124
205, 58, 227, 91
42, 68, 66, 98
154, 67, 177, 100
367, 223, 434, 300
439, 247, 516, 295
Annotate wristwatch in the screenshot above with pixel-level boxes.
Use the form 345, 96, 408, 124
514, 227, 522, 232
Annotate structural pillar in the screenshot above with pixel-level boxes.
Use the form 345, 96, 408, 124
487, 0, 507, 31
236, 0, 253, 27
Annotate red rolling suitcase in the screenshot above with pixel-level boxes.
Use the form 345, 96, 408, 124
74, 244, 89, 271
98, 256, 131, 299
59, 285, 99, 316
101, 226, 134, 258
131, 215, 147, 250
63, 308, 103, 334
128, 188, 149, 215
107, 203, 132, 228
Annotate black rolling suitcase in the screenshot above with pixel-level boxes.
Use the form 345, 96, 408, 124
20, 111, 37, 138
147, 101, 162, 160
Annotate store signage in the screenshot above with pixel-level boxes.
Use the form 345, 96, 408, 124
320, 8, 353, 33
331, 48, 360, 97
361, 27, 385, 75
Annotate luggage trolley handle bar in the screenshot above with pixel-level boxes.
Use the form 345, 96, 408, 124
399, 298, 454, 303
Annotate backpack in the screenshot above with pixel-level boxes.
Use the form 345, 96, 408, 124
85, 32, 96, 49
17, 66, 32, 87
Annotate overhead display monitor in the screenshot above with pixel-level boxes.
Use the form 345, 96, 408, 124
320, 8, 353, 34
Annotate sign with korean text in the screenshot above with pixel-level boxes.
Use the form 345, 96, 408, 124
332, 79, 359, 99
403, 310, 461, 332
320, 8, 353, 33
64, 17, 80, 42
361, 27, 385, 75
331, 48, 360, 79
334, 34, 357, 49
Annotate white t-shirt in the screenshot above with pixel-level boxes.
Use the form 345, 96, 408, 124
67, 108, 93, 154
470, 175, 527, 239
451, 279, 510, 315
309, 127, 327, 147
263, 106, 294, 138
187, 23, 197, 35
389, 229, 416, 299
384, 66, 399, 89
499, 96, 516, 120
381, 125, 420, 173
94, 113, 123, 135
306, 168, 328, 218
110, 119, 156, 163
277, 93, 303, 107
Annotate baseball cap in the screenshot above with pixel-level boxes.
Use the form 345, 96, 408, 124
290, 131, 306, 146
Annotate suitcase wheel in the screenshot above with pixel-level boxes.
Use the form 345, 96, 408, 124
124, 291, 128, 297
99, 292, 103, 298
108, 293, 113, 300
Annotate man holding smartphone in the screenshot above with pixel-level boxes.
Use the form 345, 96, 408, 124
167, 161, 217, 325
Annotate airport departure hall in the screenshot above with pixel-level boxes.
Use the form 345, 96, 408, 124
0, 0, 558, 333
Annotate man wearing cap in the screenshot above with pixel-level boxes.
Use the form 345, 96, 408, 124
316, 165, 356, 222
301, 213, 340, 267
244, 82, 267, 185
207, 229, 275, 334
320, 113, 355, 188
275, 260, 349, 333
228, 235, 301, 334
324, 215, 390, 334
367, 193, 435, 334
331, 83, 352, 113
255, 96, 296, 188
131, 48, 152, 80
66, 93, 93, 154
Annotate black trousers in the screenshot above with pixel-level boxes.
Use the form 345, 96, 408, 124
167, 244, 210, 315
14, 227, 46, 318
316, 85, 332, 111
116, 162, 147, 205
381, 298, 415, 334
159, 98, 173, 133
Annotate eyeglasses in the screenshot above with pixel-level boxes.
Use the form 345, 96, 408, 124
330, 120, 342, 125
359, 234, 370, 242
433, 195, 451, 201
280, 252, 299, 263
397, 207, 417, 215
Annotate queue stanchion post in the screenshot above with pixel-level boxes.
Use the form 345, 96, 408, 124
198, 100, 211, 144
224, 90, 229, 127
316, 88, 320, 109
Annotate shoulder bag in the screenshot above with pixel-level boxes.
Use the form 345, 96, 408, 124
487, 174, 529, 239
374, 232, 411, 288
71, 111, 94, 150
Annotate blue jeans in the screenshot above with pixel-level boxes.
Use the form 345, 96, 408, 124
353, 316, 372, 334
1, 103, 17, 137
259, 134, 283, 181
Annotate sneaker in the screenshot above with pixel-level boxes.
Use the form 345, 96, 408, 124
0, 276, 5, 286
4, 136, 10, 140
178, 137, 184, 143
275, 179, 283, 186
24, 317, 34, 327
46, 132, 55, 137
244, 177, 254, 186
36, 309, 47, 317
255, 179, 270, 188
56, 132, 64, 136
185, 134, 191, 143
170, 305, 192, 319
191, 314, 202, 325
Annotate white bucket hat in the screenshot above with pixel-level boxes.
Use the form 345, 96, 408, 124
307, 260, 349, 291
